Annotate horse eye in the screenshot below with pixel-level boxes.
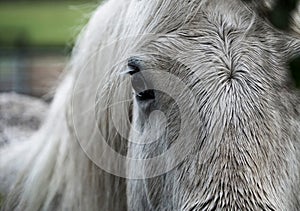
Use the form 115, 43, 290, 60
131, 73, 155, 101
127, 58, 155, 101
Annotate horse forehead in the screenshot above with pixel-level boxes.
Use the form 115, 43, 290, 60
146, 14, 260, 66
126, 0, 271, 73
155, 0, 255, 26
141, 0, 259, 43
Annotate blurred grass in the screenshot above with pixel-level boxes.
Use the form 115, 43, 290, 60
0, 2, 97, 47
0, 193, 3, 208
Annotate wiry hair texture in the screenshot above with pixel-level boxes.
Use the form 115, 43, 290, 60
0, 0, 300, 210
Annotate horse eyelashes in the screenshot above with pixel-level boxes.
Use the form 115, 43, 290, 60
127, 58, 141, 75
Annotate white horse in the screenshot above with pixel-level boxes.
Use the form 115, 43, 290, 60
1, 0, 300, 210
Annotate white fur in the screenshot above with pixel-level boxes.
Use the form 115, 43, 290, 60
1, 0, 300, 210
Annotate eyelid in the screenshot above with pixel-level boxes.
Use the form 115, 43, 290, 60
131, 72, 149, 93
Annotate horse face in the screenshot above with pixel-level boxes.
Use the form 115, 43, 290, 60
126, 1, 300, 210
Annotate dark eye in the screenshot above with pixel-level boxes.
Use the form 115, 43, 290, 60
136, 90, 155, 101
127, 58, 155, 101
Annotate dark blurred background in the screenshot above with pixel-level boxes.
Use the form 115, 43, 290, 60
0, 0, 299, 100
0, 0, 99, 99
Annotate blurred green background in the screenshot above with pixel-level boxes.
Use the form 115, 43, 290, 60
0, 0, 299, 98
0, 1, 98, 47
0, 0, 99, 98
